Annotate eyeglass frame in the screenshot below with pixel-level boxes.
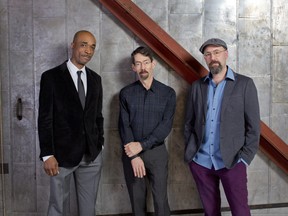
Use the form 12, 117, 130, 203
133, 60, 152, 68
203, 49, 227, 58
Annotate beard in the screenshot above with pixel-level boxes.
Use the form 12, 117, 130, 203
209, 61, 223, 75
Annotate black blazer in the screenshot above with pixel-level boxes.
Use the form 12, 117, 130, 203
38, 61, 104, 167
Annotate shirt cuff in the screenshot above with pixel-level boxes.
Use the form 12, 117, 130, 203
43, 155, 53, 162
240, 158, 248, 166
129, 154, 140, 160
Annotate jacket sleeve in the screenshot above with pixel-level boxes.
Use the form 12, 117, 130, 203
240, 78, 261, 165
38, 72, 54, 159
96, 76, 104, 147
184, 84, 199, 163
118, 89, 135, 146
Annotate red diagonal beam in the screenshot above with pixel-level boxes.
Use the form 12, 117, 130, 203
100, 0, 288, 174
100, 0, 207, 83
260, 123, 288, 173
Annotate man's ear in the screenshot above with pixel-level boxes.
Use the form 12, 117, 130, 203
132, 64, 137, 72
152, 59, 157, 69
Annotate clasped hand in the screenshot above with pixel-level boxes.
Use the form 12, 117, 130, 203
124, 142, 142, 157
124, 142, 145, 178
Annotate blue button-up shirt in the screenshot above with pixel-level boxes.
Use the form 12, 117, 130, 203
193, 67, 235, 170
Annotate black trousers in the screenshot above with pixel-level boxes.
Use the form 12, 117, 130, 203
122, 144, 170, 216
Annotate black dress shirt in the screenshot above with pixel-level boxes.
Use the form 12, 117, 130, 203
119, 79, 176, 150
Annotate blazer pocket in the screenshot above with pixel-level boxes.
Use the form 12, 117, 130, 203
233, 135, 245, 153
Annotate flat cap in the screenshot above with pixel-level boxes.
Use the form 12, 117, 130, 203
199, 38, 227, 54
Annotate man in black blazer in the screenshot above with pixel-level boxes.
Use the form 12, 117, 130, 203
38, 30, 104, 216
184, 38, 260, 216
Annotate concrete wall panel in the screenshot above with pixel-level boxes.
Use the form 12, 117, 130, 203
239, 0, 270, 18
0, 0, 287, 215
273, 0, 288, 45
33, 0, 66, 18
238, 19, 271, 77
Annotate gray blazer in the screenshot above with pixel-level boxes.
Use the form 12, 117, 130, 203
184, 70, 260, 169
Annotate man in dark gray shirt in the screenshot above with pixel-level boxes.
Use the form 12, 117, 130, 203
119, 46, 176, 216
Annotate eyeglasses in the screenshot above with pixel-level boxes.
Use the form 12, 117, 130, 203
203, 49, 226, 58
134, 61, 152, 68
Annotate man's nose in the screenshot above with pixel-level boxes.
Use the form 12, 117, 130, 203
210, 53, 218, 60
85, 46, 93, 54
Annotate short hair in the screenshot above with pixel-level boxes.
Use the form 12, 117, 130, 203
131, 46, 154, 64
72, 30, 94, 43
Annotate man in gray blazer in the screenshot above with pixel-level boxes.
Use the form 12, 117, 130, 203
184, 38, 260, 216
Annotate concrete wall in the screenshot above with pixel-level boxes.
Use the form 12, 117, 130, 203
0, 0, 287, 215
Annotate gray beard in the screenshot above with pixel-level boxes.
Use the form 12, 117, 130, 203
209, 64, 222, 75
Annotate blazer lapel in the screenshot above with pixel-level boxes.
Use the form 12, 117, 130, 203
200, 79, 208, 122
59, 62, 83, 108
85, 68, 97, 110
220, 78, 236, 120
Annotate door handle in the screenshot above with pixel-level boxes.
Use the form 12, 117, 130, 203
16, 98, 22, 120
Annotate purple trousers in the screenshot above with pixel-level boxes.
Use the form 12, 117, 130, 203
189, 161, 250, 216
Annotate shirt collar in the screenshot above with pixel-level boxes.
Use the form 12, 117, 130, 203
137, 78, 157, 93
67, 59, 86, 74
226, 67, 235, 81
204, 66, 235, 82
